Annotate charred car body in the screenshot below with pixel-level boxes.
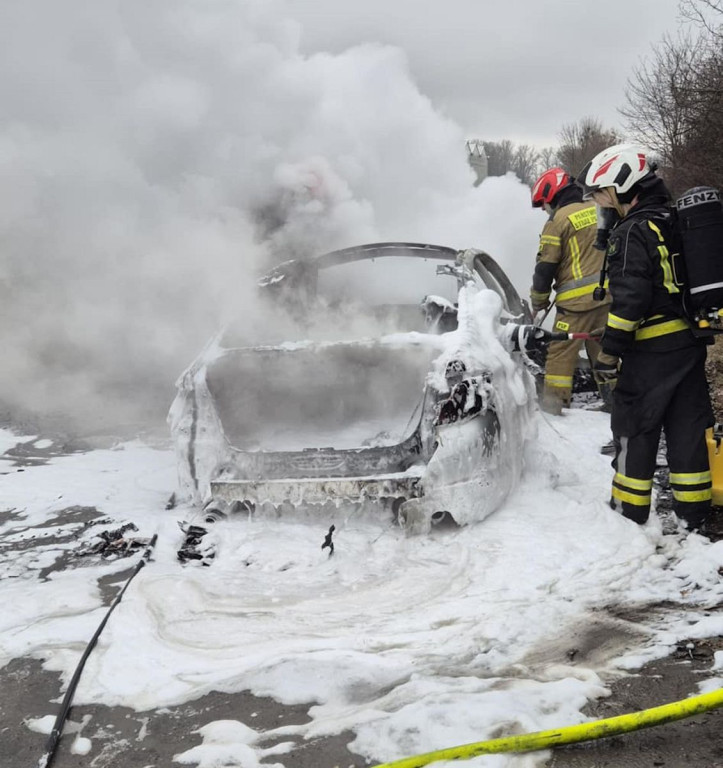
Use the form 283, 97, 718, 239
169, 243, 539, 561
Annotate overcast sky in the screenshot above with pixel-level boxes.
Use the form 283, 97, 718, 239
288, 0, 687, 147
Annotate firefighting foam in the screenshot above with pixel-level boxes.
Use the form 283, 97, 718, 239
0, 0, 543, 434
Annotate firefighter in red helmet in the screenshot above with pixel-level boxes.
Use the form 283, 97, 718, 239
530, 167, 611, 414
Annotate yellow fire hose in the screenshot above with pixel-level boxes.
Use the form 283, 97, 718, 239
370, 685, 723, 768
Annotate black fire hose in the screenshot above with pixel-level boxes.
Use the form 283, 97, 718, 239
37, 534, 158, 768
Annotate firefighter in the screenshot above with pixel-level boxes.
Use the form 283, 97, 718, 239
579, 143, 714, 532
530, 168, 611, 414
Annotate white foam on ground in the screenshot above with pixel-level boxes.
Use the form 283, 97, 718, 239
3, 409, 723, 767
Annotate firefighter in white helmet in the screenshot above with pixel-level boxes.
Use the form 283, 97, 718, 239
579, 143, 714, 532
530, 167, 611, 415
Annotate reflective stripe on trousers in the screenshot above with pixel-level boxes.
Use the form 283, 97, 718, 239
610, 436, 655, 524
609, 344, 713, 526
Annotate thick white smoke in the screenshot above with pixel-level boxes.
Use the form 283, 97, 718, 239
0, 0, 543, 432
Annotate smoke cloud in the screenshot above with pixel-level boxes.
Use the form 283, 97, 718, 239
0, 0, 544, 433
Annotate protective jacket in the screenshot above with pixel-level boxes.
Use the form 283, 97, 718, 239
601, 177, 705, 357
601, 176, 714, 530
531, 183, 608, 311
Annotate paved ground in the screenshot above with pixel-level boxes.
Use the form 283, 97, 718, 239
3, 405, 723, 768
549, 634, 723, 768
5, 597, 723, 768
0, 500, 368, 768
1, 657, 366, 768
0, 414, 370, 768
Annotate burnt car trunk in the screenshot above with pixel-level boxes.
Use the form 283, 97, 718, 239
169, 243, 535, 557
206, 342, 436, 453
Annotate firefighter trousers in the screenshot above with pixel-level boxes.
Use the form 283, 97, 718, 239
609, 343, 713, 527
543, 303, 609, 409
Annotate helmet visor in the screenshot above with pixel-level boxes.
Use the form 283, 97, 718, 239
577, 159, 598, 200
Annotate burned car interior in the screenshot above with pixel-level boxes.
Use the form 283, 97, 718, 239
170, 243, 535, 563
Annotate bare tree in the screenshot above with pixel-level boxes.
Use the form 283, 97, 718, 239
621, 34, 702, 184
680, 0, 723, 39
621, 31, 723, 193
536, 146, 559, 175
512, 144, 540, 185
556, 117, 621, 176
682, 42, 723, 189
482, 140, 516, 176
478, 140, 542, 184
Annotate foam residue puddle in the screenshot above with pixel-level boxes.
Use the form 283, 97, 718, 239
3, 417, 723, 767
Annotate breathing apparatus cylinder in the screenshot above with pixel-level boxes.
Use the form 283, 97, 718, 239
592, 206, 620, 301
592, 205, 618, 252
676, 187, 723, 324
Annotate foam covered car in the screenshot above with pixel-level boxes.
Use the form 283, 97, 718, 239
169, 242, 539, 561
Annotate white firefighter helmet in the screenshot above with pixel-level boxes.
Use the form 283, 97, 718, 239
579, 143, 653, 201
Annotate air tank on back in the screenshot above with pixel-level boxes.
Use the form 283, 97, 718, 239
676, 186, 723, 325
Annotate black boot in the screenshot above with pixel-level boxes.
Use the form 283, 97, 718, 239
677, 511, 712, 536
600, 439, 615, 456
596, 382, 614, 414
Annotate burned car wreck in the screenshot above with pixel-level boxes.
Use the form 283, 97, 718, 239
169, 242, 543, 562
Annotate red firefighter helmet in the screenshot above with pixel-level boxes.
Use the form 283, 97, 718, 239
531, 168, 570, 208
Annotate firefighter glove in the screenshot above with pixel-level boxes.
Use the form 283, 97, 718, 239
510, 325, 555, 352
593, 352, 619, 387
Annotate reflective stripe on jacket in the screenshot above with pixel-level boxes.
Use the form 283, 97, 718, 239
532, 200, 609, 311
601, 204, 702, 356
